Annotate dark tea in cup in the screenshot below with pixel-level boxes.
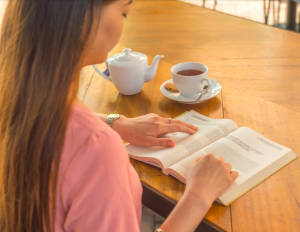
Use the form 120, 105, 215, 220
171, 62, 211, 97
176, 69, 203, 76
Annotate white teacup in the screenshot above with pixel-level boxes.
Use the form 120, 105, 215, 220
171, 62, 212, 98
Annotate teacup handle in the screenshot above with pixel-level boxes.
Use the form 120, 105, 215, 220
200, 77, 212, 92
92, 62, 112, 82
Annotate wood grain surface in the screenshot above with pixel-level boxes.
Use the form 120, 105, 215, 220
120, 0, 300, 113
222, 83, 300, 231
79, 0, 300, 231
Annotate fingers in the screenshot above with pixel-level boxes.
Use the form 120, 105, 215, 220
218, 158, 237, 181
145, 114, 198, 135
230, 171, 239, 181
206, 154, 235, 176
216, 156, 233, 173
192, 156, 203, 165
224, 162, 232, 172
171, 119, 198, 131
157, 123, 197, 135
153, 115, 198, 131
217, 156, 224, 163
144, 137, 175, 147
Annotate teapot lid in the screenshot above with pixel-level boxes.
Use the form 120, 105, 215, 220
115, 48, 139, 62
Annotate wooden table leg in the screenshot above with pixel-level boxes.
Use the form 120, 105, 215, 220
141, 182, 226, 232
286, 0, 297, 30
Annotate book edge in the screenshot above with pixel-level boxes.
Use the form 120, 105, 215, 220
174, 111, 189, 119
218, 150, 298, 206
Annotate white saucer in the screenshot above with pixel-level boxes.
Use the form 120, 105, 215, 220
160, 78, 221, 104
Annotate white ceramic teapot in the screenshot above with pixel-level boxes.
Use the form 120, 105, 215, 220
93, 48, 164, 95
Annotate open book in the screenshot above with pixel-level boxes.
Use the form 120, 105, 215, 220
126, 110, 297, 206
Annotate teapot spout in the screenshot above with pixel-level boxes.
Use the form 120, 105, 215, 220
144, 55, 164, 82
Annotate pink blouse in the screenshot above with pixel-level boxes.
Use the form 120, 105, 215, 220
55, 105, 143, 232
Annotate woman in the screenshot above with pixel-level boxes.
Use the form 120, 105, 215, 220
0, 0, 238, 231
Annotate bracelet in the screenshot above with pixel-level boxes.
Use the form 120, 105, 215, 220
106, 113, 120, 127
155, 229, 163, 232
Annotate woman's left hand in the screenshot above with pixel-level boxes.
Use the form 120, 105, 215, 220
112, 113, 198, 147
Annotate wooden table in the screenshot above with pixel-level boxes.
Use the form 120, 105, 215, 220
78, 0, 300, 231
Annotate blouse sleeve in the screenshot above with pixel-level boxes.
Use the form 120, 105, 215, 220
61, 130, 141, 232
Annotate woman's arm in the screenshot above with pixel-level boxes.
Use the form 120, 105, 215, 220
108, 113, 198, 147
160, 192, 211, 232
160, 154, 238, 232
74, 98, 198, 147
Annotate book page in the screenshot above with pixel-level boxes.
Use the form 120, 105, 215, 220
126, 110, 237, 170
179, 110, 238, 148
168, 127, 291, 190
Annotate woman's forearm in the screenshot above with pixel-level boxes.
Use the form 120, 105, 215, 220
93, 112, 126, 130
159, 193, 212, 232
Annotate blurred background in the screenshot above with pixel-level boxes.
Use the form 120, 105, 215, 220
0, 0, 300, 33
0, 0, 299, 32
0, 1, 5, 22
181, 0, 300, 32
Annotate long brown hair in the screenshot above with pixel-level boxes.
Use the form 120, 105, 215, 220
0, 0, 113, 231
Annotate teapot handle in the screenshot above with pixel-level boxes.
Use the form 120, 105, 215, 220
92, 62, 112, 82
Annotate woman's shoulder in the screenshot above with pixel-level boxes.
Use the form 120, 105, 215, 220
59, 105, 132, 193
61, 105, 126, 167
68, 105, 124, 146
69, 105, 111, 136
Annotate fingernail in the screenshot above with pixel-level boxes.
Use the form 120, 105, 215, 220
167, 140, 174, 147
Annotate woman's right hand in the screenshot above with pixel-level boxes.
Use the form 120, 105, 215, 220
185, 153, 239, 206
160, 153, 238, 232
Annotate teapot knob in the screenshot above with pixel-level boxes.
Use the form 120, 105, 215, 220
122, 48, 132, 56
